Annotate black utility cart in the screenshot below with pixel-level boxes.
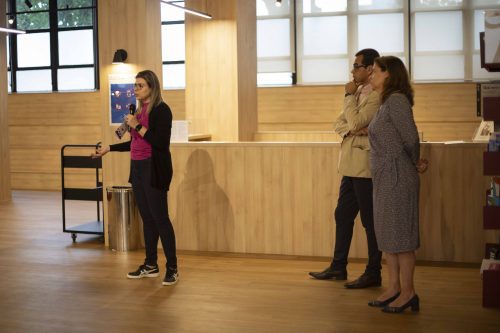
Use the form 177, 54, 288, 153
61, 144, 104, 242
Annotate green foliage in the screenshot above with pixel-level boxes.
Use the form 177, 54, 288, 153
14, 0, 94, 30
58, 9, 93, 27
17, 13, 48, 30
58, 0, 93, 9
16, 0, 49, 11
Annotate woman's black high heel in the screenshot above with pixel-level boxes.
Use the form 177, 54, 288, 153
368, 292, 401, 307
382, 294, 420, 313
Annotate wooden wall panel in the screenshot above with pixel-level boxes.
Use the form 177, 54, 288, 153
163, 89, 186, 120
255, 123, 479, 142
236, 0, 258, 141
7, 92, 102, 191
417, 144, 495, 262
415, 122, 479, 142
8, 92, 101, 126
9, 126, 102, 148
255, 131, 341, 142
11, 146, 101, 191
170, 143, 341, 256
258, 85, 344, 124
0, 4, 11, 202
413, 84, 478, 122
185, 0, 257, 141
256, 83, 481, 142
169, 142, 497, 263
6, 81, 485, 190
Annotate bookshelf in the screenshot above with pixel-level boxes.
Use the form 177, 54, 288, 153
482, 95, 500, 308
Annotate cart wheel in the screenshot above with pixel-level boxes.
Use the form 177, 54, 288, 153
71, 233, 77, 243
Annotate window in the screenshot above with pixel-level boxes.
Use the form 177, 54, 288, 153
157, 0, 500, 86
161, 1, 186, 89
259, 0, 407, 85
257, 0, 294, 85
412, 2, 464, 81
257, 0, 500, 85
6, 0, 98, 93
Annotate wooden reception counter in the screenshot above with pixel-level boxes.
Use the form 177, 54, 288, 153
165, 142, 497, 264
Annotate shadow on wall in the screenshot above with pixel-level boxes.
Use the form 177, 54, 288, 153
174, 149, 234, 252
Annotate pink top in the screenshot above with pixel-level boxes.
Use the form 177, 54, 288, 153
131, 103, 152, 160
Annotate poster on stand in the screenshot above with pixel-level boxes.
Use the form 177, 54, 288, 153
109, 74, 136, 125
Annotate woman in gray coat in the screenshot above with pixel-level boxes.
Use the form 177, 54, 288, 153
367, 56, 428, 313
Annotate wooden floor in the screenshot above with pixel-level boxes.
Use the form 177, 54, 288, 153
0, 191, 499, 333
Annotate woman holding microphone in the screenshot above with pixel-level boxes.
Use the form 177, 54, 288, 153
93, 70, 178, 286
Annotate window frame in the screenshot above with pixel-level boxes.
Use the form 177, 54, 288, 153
257, 0, 500, 86
256, 0, 296, 86
161, 0, 186, 90
6, 0, 99, 93
156, 0, 500, 87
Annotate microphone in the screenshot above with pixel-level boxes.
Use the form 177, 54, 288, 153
115, 103, 137, 139
129, 103, 136, 115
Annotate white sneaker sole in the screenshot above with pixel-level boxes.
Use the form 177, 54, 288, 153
127, 272, 160, 279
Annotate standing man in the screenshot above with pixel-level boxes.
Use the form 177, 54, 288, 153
309, 49, 382, 289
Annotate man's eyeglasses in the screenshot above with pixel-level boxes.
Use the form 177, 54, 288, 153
134, 83, 146, 89
352, 63, 367, 70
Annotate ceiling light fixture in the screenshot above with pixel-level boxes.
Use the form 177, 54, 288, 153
275, 0, 282, 7
0, 27, 26, 34
112, 49, 128, 64
161, 1, 212, 20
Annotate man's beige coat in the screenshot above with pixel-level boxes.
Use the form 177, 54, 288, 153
334, 90, 380, 178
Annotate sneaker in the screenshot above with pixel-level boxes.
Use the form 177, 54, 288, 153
162, 267, 179, 286
127, 264, 160, 279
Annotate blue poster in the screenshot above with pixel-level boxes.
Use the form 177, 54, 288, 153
110, 83, 135, 124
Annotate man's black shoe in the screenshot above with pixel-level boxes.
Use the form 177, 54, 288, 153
309, 267, 347, 280
344, 274, 381, 289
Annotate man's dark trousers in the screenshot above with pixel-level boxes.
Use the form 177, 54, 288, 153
331, 176, 381, 276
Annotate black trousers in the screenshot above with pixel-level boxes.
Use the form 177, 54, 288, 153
331, 176, 381, 276
131, 159, 177, 269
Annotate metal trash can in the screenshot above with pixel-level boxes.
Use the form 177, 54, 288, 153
106, 186, 143, 251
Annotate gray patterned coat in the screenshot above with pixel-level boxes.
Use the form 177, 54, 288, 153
368, 93, 420, 253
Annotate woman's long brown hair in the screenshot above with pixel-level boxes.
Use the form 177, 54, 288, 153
374, 56, 414, 107
136, 70, 163, 114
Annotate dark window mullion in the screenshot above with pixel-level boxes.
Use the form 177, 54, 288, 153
10, 36, 18, 92
162, 21, 184, 25
59, 64, 94, 69
163, 60, 185, 65
16, 66, 52, 70
57, 6, 96, 11
58, 26, 93, 32
10, 0, 18, 92
14, 9, 50, 15
23, 29, 51, 33
49, 0, 59, 91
